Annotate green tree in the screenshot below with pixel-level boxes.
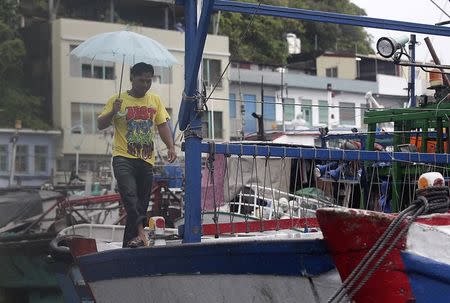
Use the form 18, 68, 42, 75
219, 0, 373, 65
0, 1, 49, 129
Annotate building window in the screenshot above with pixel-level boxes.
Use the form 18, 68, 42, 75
283, 98, 295, 121
340, 102, 355, 125
71, 103, 105, 134
15, 145, 28, 173
263, 96, 276, 121
326, 67, 338, 78
202, 111, 223, 139
152, 66, 173, 84
202, 58, 222, 88
243, 94, 257, 134
70, 45, 115, 80
229, 93, 237, 118
35, 145, 48, 173
0, 145, 8, 171
301, 99, 312, 126
319, 100, 329, 124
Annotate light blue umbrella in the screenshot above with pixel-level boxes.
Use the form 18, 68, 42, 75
70, 30, 178, 95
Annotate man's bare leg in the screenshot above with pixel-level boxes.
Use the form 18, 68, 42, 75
138, 224, 149, 246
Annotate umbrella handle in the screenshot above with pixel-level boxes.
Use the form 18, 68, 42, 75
118, 54, 125, 97
117, 54, 126, 116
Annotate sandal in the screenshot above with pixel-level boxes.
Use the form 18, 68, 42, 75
127, 237, 145, 248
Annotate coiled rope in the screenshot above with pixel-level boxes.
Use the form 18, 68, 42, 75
328, 186, 450, 303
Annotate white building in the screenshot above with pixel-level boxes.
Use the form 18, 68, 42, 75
0, 128, 60, 187
229, 53, 430, 140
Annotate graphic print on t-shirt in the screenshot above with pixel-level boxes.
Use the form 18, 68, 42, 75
125, 106, 157, 159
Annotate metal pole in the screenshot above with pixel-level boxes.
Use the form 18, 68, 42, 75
49, 0, 55, 20
110, 0, 115, 23
327, 83, 333, 130
424, 37, 450, 87
261, 76, 264, 119
211, 85, 215, 140
180, 0, 215, 243
238, 66, 245, 139
281, 68, 285, 132
75, 149, 79, 176
8, 132, 18, 187
409, 34, 416, 107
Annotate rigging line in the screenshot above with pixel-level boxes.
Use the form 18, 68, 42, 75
418, 0, 448, 77
208, 96, 386, 110
178, 0, 263, 135
429, 0, 450, 19
204, 1, 263, 104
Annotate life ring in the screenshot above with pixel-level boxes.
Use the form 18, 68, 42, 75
49, 235, 84, 263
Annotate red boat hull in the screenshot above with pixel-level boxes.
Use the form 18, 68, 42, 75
317, 208, 413, 303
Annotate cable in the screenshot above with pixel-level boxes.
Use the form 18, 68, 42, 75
183, 1, 263, 134
429, 0, 450, 19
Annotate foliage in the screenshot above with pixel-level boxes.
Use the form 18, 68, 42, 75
0, 22, 25, 82
0, 0, 20, 30
0, 2, 49, 129
218, 0, 373, 65
0, 85, 50, 129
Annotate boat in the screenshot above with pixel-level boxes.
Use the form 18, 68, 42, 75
51, 218, 341, 303
316, 172, 450, 303
401, 221, 450, 302
50, 1, 450, 302
0, 188, 122, 303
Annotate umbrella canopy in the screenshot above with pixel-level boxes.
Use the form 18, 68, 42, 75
70, 30, 178, 67
70, 30, 178, 96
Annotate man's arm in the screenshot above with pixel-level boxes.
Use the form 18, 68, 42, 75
97, 98, 122, 130
157, 122, 177, 163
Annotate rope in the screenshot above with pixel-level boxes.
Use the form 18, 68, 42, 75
328, 186, 450, 303
207, 141, 219, 238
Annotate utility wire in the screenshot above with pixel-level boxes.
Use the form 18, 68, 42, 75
429, 0, 450, 19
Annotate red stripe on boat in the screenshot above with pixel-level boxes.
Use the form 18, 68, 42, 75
202, 218, 319, 235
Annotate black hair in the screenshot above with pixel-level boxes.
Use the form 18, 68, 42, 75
130, 62, 154, 77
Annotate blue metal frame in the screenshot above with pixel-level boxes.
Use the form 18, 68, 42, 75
180, 0, 217, 244
180, 0, 450, 243
213, 1, 450, 37
200, 143, 450, 165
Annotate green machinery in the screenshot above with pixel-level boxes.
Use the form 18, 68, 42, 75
365, 98, 450, 212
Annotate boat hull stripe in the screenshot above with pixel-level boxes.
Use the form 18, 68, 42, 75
402, 251, 450, 302
77, 239, 334, 282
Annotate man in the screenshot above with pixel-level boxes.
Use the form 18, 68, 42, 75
98, 62, 176, 248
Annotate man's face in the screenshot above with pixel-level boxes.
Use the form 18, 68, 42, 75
131, 72, 153, 96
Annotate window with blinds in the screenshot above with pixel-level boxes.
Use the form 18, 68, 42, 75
319, 100, 329, 124
71, 103, 105, 134
263, 96, 276, 121
35, 145, 48, 173
301, 99, 312, 126
15, 145, 28, 172
339, 102, 355, 125
0, 145, 8, 171
284, 98, 295, 121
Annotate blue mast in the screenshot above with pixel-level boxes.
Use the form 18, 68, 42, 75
179, 0, 216, 243
178, 0, 450, 243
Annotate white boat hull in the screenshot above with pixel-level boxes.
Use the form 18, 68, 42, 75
90, 271, 341, 303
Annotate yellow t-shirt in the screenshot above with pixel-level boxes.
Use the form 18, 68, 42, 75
100, 92, 170, 165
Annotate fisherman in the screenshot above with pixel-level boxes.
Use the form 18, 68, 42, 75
97, 62, 176, 248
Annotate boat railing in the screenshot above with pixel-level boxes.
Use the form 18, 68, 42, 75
231, 184, 334, 220
200, 142, 450, 217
